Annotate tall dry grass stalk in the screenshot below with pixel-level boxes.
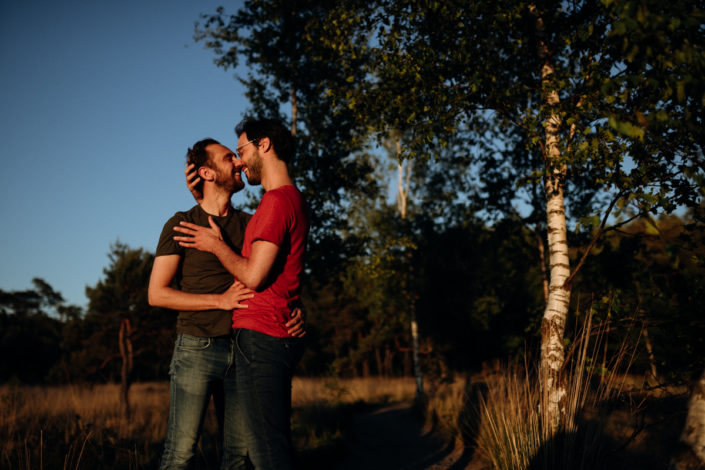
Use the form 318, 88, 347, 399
474, 309, 636, 469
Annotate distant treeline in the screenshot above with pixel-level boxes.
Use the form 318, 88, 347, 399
1, 212, 703, 385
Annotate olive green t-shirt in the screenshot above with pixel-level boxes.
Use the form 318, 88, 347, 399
155, 204, 252, 337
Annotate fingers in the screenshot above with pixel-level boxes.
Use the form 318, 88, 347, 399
285, 308, 302, 327
230, 293, 254, 309
289, 325, 307, 338
185, 164, 201, 187
173, 226, 194, 235
228, 280, 252, 294
208, 216, 222, 235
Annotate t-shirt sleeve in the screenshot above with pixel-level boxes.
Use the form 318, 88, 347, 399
156, 213, 186, 257
249, 192, 288, 247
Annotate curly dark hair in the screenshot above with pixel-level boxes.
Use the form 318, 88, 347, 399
235, 118, 294, 163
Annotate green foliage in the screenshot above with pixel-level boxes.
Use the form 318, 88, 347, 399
315, 0, 705, 233
0, 279, 65, 384
195, 1, 378, 283
571, 212, 705, 380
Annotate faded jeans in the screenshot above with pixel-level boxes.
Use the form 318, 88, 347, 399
159, 334, 246, 470
228, 328, 305, 470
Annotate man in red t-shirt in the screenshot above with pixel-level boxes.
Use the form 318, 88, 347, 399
174, 118, 308, 470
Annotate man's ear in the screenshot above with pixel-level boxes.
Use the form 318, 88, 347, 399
198, 165, 214, 182
259, 136, 272, 154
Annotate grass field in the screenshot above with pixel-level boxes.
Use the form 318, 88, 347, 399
0, 377, 417, 469
0, 373, 690, 469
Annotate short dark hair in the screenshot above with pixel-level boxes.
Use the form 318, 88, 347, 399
186, 138, 220, 194
235, 118, 294, 163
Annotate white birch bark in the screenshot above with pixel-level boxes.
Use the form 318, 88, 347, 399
396, 144, 411, 218
395, 148, 423, 399
531, 4, 571, 433
670, 369, 705, 469
535, 229, 549, 306
642, 324, 659, 383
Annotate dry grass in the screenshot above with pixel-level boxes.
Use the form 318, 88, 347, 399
1, 382, 172, 469
1, 361, 686, 469
419, 316, 689, 470
292, 376, 416, 406
0, 377, 416, 469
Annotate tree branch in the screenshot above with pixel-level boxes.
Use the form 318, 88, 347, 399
563, 191, 622, 287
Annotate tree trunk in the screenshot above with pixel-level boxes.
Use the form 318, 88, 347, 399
540, 154, 571, 434
410, 312, 423, 398
375, 347, 383, 376
384, 346, 393, 377
118, 318, 134, 419
535, 228, 549, 306
397, 152, 423, 398
532, 4, 571, 433
670, 368, 705, 469
359, 332, 370, 377
290, 84, 297, 137
403, 348, 412, 377
643, 325, 659, 383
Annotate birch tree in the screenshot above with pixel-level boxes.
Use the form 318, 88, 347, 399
392, 138, 423, 398
671, 369, 705, 469
315, 0, 705, 429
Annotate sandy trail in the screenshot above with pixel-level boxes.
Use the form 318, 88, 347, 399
335, 402, 482, 470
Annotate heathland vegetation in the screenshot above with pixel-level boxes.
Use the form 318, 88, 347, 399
2, 0, 705, 468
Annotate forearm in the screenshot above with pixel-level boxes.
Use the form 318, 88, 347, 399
211, 242, 259, 289
148, 285, 224, 311
172, 221, 274, 290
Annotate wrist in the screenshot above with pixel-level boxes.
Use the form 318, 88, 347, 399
211, 239, 227, 256
215, 293, 227, 310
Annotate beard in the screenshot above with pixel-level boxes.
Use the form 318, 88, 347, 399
244, 149, 263, 185
214, 168, 244, 193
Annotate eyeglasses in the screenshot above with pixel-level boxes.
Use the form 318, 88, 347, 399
235, 139, 257, 158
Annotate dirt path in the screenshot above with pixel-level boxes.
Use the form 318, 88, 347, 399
335, 402, 482, 470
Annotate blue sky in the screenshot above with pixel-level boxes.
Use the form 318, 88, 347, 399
0, 0, 255, 308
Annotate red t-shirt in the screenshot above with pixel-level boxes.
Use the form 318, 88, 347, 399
233, 185, 308, 337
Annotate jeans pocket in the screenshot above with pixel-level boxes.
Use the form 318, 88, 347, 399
177, 334, 212, 351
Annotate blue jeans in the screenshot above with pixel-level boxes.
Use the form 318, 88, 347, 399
159, 334, 246, 470
230, 329, 304, 470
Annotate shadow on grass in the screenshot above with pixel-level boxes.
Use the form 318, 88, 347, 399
293, 401, 368, 470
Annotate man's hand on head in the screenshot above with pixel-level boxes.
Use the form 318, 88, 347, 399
173, 216, 224, 253
186, 163, 203, 204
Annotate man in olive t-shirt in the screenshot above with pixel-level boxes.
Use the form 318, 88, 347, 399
148, 138, 302, 470
155, 204, 251, 337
